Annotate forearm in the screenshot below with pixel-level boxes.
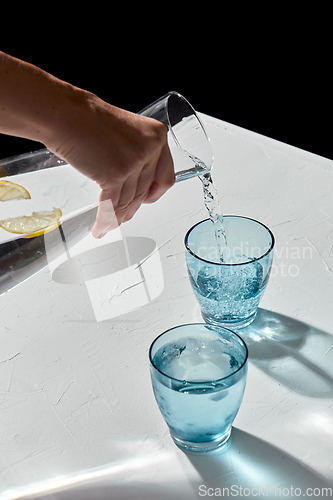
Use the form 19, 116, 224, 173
0, 51, 175, 236
0, 51, 88, 148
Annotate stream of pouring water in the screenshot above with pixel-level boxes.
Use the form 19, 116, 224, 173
199, 171, 228, 263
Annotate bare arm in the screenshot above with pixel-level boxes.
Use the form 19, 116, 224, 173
0, 51, 175, 237
0, 51, 84, 145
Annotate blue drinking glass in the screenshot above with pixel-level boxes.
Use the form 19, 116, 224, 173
185, 216, 275, 329
149, 323, 248, 452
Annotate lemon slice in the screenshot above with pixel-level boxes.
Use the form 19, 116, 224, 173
0, 181, 31, 201
0, 208, 62, 237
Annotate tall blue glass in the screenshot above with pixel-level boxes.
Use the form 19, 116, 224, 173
149, 323, 248, 452
185, 216, 275, 329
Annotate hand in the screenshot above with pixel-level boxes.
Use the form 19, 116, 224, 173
0, 52, 174, 236
47, 92, 175, 238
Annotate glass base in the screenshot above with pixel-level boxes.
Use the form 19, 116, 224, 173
201, 310, 257, 330
170, 427, 231, 453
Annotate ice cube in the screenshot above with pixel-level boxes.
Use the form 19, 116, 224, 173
197, 360, 230, 381
179, 351, 204, 369
154, 343, 186, 380
182, 360, 226, 382
161, 344, 181, 360
201, 338, 226, 354
209, 352, 234, 375
229, 354, 240, 370
181, 337, 202, 356
179, 339, 205, 372
165, 356, 188, 381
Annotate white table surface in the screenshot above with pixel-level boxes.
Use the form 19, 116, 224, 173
1, 114, 333, 499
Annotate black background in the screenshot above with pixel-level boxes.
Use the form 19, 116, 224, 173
1, 16, 331, 161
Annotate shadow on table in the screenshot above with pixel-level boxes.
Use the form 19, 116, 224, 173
185, 427, 332, 497
16, 429, 333, 500
240, 308, 333, 398
51, 236, 164, 322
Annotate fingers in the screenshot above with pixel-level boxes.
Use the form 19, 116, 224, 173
121, 164, 155, 222
121, 142, 174, 221
91, 170, 150, 238
92, 141, 174, 238
91, 195, 117, 238
114, 168, 147, 224
144, 142, 175, 204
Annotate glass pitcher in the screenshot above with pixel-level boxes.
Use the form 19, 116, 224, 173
139, 91, 212, 181
0, 92, 212, 295
0, 91, 212, 181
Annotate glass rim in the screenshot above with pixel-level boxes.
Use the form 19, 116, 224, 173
184, 215, 275, 266
165, 91, 213, 169
149, 322, 248, 385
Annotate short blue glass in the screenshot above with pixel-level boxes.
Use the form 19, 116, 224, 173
149, 323, 248, 452
185, 216, 275, 329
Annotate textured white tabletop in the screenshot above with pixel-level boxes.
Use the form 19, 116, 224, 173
1, 114, 333, 499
